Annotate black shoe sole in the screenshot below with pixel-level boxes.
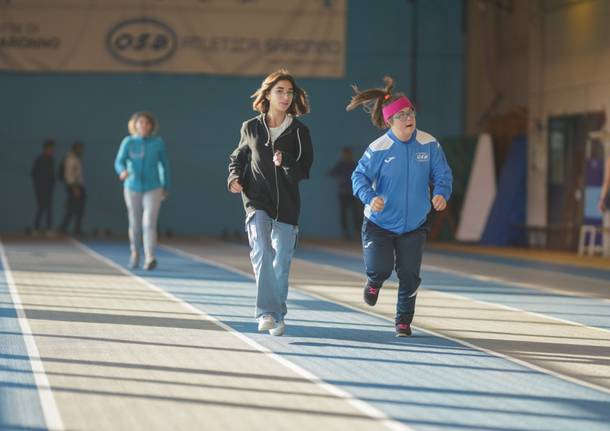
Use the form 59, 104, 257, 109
363, 295, 378, 306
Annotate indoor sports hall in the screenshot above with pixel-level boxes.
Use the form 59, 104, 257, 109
1, 1, 609, 430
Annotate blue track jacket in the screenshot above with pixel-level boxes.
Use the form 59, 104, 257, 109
352, 129, 453, 234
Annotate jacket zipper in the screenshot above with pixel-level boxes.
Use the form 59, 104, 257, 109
141, 139, 146, 192
404, 140, 409, 229
296, 128, 302, 161
262, 115, 281, 221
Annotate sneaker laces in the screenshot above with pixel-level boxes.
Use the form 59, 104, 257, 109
397, 323, 409, 330
367, 286, 379, 295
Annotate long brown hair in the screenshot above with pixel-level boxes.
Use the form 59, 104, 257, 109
251, 69, 310, 116
346, 76, 406, 129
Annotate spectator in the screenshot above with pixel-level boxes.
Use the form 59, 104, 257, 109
328, 146, 362, 239
31, 139, 56, 235
59, 141, 86, 236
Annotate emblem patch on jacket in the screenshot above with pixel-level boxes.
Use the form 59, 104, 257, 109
415, 152, 429, 162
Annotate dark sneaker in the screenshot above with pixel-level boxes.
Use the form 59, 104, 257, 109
395, 322, 412, 337
363, 283, 381, 306
144, 259, 157, 271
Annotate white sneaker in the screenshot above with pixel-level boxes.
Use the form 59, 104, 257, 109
269, 320, 285, 336
129, 253, 140, 269
258, 315, 276, 332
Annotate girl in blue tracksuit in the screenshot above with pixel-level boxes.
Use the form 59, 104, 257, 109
114, 112, 171, 270
347, 76, 453, 337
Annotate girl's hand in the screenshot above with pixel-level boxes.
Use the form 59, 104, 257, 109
370, 196, 385, 212
229, 179, 243, 193
119, 170, 129, 181
432, 195, 447, 211
273, 151, 282, 166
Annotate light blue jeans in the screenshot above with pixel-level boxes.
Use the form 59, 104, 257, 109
123, 187, 163, 263
246, 210, 298, 322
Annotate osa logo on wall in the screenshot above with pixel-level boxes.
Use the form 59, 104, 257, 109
106, 18, 177, 66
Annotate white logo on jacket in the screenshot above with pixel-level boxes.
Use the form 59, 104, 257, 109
415, 152, 429, 162
384, 156, 396, 164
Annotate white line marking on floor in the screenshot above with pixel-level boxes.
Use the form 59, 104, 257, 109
0, 240, 65, 431
162, 243, 610, 397
73, 240, 413, 431
293, 251, 610, 337
306, 243, 610, 303
420, 263, 610, 304
302, 244, 610, 334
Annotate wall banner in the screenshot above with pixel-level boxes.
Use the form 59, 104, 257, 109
0, 0, 346, 77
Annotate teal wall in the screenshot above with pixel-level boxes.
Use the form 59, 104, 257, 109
0, 0, 464, 237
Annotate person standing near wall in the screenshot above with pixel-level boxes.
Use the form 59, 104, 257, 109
328, 146, 362, 240
31, 139, 56, 235
227, 69, 313, 336
599, 155, 610, 256
115, 112, 170, 270
59, 141, 86, 236
348, 77, 453, 337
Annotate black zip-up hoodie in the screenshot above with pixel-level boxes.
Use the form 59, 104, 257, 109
227, 114, 314, 226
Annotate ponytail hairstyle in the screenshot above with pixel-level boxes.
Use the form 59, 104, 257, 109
346, 76, 411, 129
251, 69, 310, 116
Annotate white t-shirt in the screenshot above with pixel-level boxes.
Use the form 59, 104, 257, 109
64, 152, 84, 185
269, 115, 293, 144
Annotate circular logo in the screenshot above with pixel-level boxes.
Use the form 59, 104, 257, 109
106, 18, 177, 66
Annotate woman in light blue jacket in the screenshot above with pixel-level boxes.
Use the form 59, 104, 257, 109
114, 112, 170, 270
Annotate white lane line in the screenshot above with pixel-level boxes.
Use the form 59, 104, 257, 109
293, 252, 610, 336
424, 288, 610, 336
305, 243, 610, 302
0, 240, 65, 431
162, 243, 610, 397
73, 240, 413, 431
420, 263, 610, 304
301, 244, 610, 334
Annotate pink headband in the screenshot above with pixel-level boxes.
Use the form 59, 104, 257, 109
382, 96, 413, 122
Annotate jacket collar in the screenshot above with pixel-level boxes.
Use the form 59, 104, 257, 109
258, 113, 299, 146
387, 128, 416, 145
